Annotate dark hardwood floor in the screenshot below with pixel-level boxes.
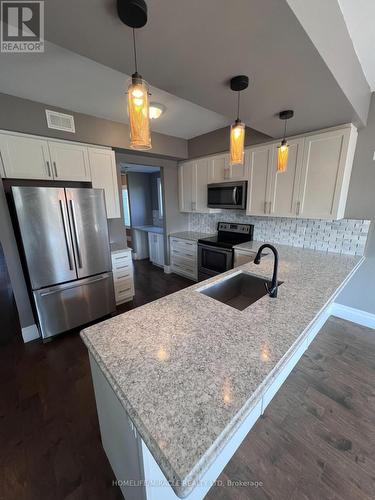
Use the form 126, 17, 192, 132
1, 260, 374, 500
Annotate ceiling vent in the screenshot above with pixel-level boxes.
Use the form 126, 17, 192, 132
45, 110, 76, 133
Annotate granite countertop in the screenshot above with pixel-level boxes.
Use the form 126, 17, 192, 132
110, 242, 129, 253
133, 225, 164, 234
169, 231, 215, 242
81, 244, 361, 498
234, 240, 267, 252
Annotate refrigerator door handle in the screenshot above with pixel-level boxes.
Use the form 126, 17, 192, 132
69, 199, 83, 268
59, 200, 74, 271
39, 275, 109, 296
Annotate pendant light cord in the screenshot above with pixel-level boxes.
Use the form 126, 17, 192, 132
283, 118, 287, 140
237, 92, 240, 121
132, 28, 138, 73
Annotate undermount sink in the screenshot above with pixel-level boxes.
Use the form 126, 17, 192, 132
199, 271, 283, 311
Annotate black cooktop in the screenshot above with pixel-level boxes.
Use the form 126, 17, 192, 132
198, 222, 254, 250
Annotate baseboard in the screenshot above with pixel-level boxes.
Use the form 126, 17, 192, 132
22, 324, 40, 343
330, 303, 375, 330
164, 265, 171, 274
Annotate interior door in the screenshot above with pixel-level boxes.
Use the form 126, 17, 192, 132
66, 188, 111, 279
246, 146, 273, 215
268, 138, 304, 217
48, 141, 90, 181
12, 186, 77, 289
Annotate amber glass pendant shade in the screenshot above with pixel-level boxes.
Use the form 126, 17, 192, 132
277, 139, 289, 172
230, 120, 245, 165
127, 75, 151, 150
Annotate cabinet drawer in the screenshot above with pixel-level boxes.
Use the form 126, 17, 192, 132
113, 267, 133, 281
111, 252, 132, 269
114, 276, 134, 302
170, 247, 197, 262
171, 256, 197, 279
170, 238, 197, 254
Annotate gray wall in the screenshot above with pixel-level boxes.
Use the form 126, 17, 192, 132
188, 126, 271, 159
127, 173, 153, 227
0, 93, 188, 160
345, 93, 375, 220
335, 221, 375, 314
0, 177, 35, 330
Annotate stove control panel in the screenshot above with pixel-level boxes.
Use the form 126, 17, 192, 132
217, 222, 253, 234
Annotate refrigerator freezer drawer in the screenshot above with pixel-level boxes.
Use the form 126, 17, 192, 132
33, 273, 116, 339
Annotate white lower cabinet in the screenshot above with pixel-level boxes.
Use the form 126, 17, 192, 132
88, 147, 121, 219
148, 232, 165, 267
170, 237, 198, 281
111, 249, 135, 305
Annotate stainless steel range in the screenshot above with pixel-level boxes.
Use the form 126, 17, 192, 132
198, 222, 254, 281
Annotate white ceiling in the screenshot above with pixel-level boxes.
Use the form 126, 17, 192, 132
0, 42, 231, 140
338, 0, 375, 91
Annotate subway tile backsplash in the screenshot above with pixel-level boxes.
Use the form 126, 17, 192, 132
188, 213, 370, 256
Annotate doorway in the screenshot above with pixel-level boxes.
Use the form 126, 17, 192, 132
119, 163, 165, 267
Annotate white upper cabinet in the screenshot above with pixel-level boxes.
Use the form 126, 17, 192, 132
208, 154, 230, 182
179, 160, 195, 212
245, 125, 357, 220
268, 138, 304, 218
0, 134, 52, 180
88, 148, 120, 219
297, 127, 357, 219
179, 158, 212, 213
246, 145, 274, 216
48, 141, 90, 181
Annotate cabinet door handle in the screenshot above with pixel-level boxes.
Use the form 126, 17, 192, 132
53, 161, 58, 177
269, 201, 272, 214
296, 201, 301, 215
46, 161, 52, 177
264, 201, 267, 214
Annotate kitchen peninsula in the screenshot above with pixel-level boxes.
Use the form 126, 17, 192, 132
81, 244, 362, 500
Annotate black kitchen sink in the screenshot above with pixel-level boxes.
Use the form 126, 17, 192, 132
199, 271, 283, 311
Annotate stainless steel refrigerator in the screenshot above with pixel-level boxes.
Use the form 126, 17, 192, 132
12, 186, 116, 340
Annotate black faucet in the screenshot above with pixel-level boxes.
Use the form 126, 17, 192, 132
254, 244, 279, 298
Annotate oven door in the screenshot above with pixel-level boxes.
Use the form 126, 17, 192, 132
198, 243, 233, 279
207, 181, 247, 209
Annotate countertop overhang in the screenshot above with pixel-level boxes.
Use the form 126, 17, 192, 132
81, 244, 361, 497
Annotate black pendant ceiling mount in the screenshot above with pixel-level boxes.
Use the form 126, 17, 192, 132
279, 109, 294, 121
117, 0, 148, 29
230, 75, 249, 92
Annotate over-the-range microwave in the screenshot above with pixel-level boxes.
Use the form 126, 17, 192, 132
207, 181, 247, 210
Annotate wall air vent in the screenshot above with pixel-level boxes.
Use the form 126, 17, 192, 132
45, 110, 76, 133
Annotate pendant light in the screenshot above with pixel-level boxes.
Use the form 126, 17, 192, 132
229, 75, 249, 166
277, 110, 294, 172
118, 0, 152, 150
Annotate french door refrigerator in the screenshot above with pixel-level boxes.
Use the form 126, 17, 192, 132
12, 186, 115, 340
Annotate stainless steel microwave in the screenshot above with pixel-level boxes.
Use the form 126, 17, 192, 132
207, 181, 247, 209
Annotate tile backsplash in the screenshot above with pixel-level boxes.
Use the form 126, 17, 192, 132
188, 213, 370, 256
152, 210, 164, 227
